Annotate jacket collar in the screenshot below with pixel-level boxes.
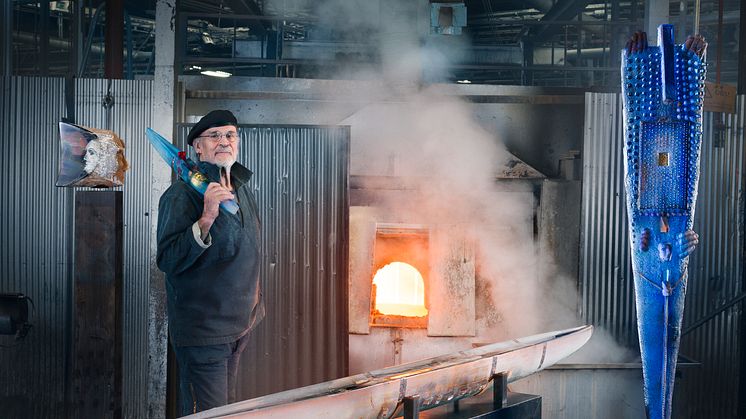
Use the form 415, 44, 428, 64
197, 161, 253, 187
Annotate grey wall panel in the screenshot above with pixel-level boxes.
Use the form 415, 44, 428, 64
175, 124, 349, 400
580, 93, 636, 347
581, 93, 745, 418
75, 78, 153, 419
0, 76, 71, 418
675, 97, 745, 418
0, 77, 154, 419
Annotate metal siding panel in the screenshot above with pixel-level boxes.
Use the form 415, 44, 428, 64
679, 95, 745, 418
581, 93, 745, 417
75, 78, 153, 419
581, 92, 634, 345
175, 123, 349, 400
0, 76, 70, 417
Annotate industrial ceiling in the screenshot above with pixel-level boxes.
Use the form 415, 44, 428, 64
6, 0, 741, 87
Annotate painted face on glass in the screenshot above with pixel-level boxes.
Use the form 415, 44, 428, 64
657, 242, 673, 262
83, 136, 120, 179
193, 125, 239, 169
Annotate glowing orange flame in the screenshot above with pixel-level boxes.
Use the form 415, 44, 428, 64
373, 262, 428, 317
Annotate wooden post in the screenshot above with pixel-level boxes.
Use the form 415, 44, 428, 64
73, 191, 123, 418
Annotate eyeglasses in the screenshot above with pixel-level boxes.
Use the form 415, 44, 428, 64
198, 131, 239, 143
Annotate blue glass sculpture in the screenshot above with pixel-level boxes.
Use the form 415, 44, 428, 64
621, 25, 706, 419
146, 128, 239, 214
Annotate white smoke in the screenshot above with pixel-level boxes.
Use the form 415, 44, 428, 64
267, 0, 631, 359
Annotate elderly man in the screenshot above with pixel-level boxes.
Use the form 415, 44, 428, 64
157, 110, 263, 416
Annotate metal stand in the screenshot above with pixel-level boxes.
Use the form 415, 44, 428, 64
404, 395, 420, 419
493, 372, 508, 408
405, 371, 541, 418
399, 373, 541, 418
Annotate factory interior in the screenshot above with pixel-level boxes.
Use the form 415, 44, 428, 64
0, 0, 744, 418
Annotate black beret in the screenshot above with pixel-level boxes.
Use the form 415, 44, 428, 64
187, 110, 238, 145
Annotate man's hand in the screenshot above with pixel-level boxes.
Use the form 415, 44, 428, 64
625, 31, 648, 54
684, 34, 707, 58
626, 30, 707, 59
677, 230, 700, 258
198, 182, 235, 239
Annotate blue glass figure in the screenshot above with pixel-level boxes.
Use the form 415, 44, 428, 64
621, 25, 705, 419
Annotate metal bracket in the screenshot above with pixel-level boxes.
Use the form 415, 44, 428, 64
403, 395, 420, 419
492, 372, 508, 408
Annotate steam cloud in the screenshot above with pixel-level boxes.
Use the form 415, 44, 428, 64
267, 0, 632, 363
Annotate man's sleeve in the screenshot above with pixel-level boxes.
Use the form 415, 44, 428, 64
156, 186, 209, 276
191, 221, 212, 248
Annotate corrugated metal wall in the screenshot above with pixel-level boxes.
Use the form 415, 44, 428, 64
676, 97, 745, 418
75, 78, 153, 419
176, 124, 350, 399
580, 93, 637, 346
0, 76, 71, 418
0, 77, 153, 418
581, 93, 745, 417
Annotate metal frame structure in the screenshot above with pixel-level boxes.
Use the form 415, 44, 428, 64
3, 1, 742, 87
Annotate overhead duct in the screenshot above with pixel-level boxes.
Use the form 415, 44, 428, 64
12, 32, 153, 60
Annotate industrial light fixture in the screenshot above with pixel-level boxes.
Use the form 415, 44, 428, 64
0, 293, 31, 339
201, 32, 215, 44
50, 1, 71, 12
201, 70, 232, 78
457, 80, 471, 84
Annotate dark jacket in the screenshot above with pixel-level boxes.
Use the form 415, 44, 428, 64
157, 161, 264, 346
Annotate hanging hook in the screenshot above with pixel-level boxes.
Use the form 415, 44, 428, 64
102, 80, 115, 110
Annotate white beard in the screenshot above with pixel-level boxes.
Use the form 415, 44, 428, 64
217, 159, 235, 190
212, 144, 236, 170
215, 158, 236, 170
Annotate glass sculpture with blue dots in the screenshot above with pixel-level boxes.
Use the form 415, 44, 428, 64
621, 24, 706, 419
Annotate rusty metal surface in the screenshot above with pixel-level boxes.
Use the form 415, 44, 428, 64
348, 206, 377, 334
427, 225, 476, 337
580, 93, 745, 418
188, 326, 592, 419
176, 123, 350, 400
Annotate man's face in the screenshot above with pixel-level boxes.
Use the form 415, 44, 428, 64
193, 125, 239, 168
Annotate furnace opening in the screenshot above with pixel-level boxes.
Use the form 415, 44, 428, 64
372, 262, 428, 317
370, 224, 429, 328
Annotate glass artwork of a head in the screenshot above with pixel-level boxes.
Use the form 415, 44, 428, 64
56, 122, 129, 188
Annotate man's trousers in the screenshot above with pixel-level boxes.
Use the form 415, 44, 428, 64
172, 332, 251, 417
